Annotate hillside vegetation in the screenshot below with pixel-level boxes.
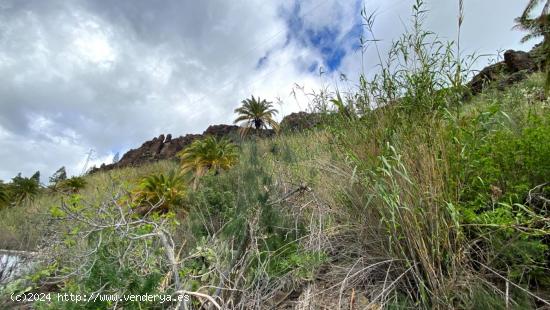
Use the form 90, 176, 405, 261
1, 3, 550, 309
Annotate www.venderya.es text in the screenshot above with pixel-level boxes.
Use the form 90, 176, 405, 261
11, 292, 190, 304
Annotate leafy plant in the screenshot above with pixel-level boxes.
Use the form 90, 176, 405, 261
136, 169, 187, 213
354, 0, 473, 117
233, 95, 279, 136
515, 0, 550, 44
448, 99, 550, 286
10, 173, 40, 206
514, 0, 550, 90
330, 90, 357, 120
4, 2, 550, 309
58, 176, 87, 193
49, 166, 67, 188
35, 184, 182, 309
178, 136, 238, 188
37, 234, 166, 310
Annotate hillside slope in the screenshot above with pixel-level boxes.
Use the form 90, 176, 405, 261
1, 70, 549, 309
1, 9, 550, 307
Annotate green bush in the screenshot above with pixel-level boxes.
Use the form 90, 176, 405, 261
456, 104, 550, 208
36, 239, 165, 310
447, 98, 550, 285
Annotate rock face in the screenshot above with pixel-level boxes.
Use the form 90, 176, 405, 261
89, 124, 274, 173
468, 46, 542, 95
280, 112, 321, 131
90, 133, 202, 173
504, 50, 536, 72
468, 63, 507, 95
203, 124, 240, 138
203, 124, 278, 137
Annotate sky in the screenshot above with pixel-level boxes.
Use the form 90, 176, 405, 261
0, 0, 541, 182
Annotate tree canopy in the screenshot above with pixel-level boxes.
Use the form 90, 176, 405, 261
234, 95, 279, 136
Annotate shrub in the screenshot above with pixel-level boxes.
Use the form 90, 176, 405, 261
134, 170, 187, 213
10, 173, 40, 206
178, 136, 239, 189
448, 99, 550, 286
58, 176, 87, 194
36, 186, 181, 309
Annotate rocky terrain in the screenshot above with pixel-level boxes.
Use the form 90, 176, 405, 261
89, 124, 276, 173
468, 44, 545, 94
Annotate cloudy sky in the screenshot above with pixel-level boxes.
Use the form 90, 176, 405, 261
0, 0, 540, 181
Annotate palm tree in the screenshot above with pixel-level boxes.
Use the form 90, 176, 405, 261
10, 173, 40, 205
178, 136, 238, 188
49, 166, 67, 188
516, 1, 550, 42
59, 176, 87, 193
515, 0, 550, 89
234, 95, 279, 136
137, 170, 187, 213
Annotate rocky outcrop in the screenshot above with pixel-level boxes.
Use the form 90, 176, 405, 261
90, 133, 202, 173
203, 124, 240, 138
468, 46, 543, 95
89, 124, 275, 173
468, 62, 507, 95
124, 133, 202, 165
504, 50, 536, 72
280, 112, 321, 131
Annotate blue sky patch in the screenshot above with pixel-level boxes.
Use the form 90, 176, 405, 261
274, 0, 363, 73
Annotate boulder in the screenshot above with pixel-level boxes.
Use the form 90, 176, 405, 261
203, 124, 240, 138
504, 50, 536, 73
467, 47, 542, 95
158, 134, 201, 158
281, 112, 321, 131
203, 124, 275, 138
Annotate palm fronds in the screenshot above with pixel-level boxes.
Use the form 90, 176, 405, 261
178, 136, 239, 188
514, 0, 550, 92
234, 95, 279, 136
59, 176, 87, 193
10, 174, 40, 205
137, 170, 187, 212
